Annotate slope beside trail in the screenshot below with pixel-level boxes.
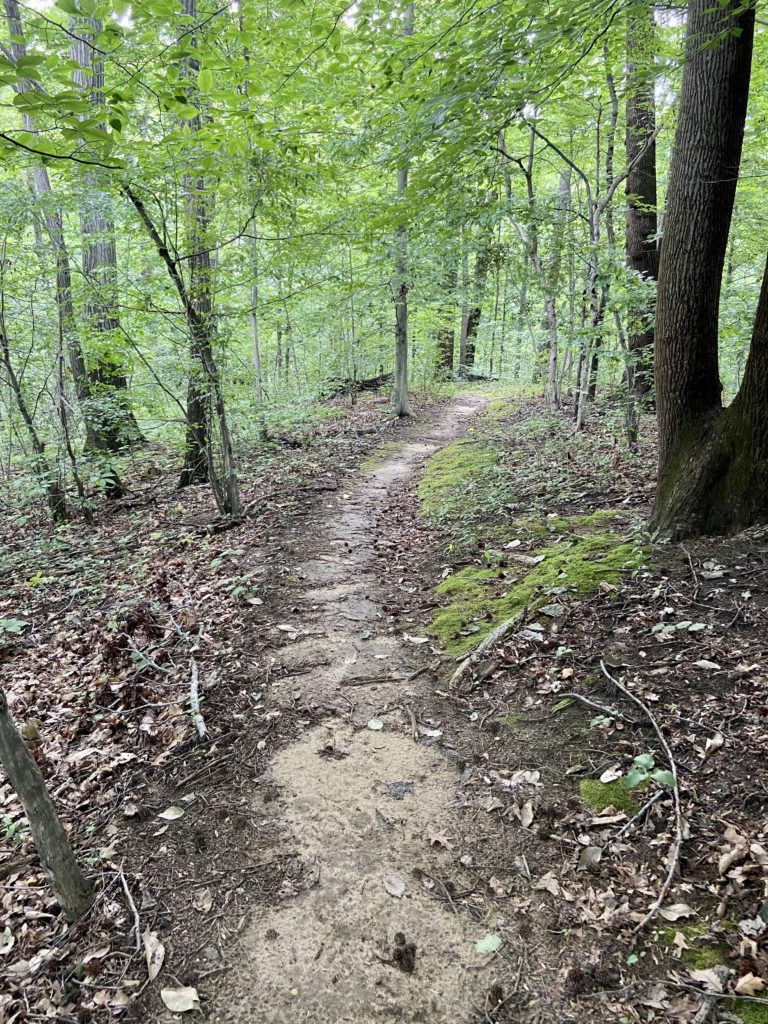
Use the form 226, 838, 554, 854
204, 396, 529, 1024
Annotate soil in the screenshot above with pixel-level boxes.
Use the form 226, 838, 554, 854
4, 392, 768, 1024
201, 397, 529, 1023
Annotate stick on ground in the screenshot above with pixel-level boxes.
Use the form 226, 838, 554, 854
189, 658, 209, 740
600, 660, 684, 935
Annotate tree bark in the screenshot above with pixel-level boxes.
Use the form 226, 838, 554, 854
71, 18, 142, 455
625, 0, 658, 435
461, 246, 491, 372
0, 687, 93, 920
651, 0, 758, 538
392, 2, 414, 418
436, 259, 457, 373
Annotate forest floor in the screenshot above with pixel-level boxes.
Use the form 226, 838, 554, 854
2, 388, 768, 1024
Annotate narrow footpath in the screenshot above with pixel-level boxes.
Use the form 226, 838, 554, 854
208, 396, 521, 1024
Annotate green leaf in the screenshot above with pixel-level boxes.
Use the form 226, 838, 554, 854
652, 769, 675, 788
0, 618, 28, 634
633, 753, 655, 770
475, 934, 502, 954
198, 68, 213, 93
624, 768, 648, 790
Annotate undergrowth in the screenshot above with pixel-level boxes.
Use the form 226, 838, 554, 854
418, 397, 650, 654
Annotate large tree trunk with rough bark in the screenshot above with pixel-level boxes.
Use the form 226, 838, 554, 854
625, 0, 658, 436
651, 0, 760, 538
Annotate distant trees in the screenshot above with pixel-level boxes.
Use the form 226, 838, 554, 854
0, 0, 765, 536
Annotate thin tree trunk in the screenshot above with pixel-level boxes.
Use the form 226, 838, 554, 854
0, 686, 93, 920
3, 0, 97, 446
392, 3, 413, 418
0, 307, 67, 522
436, 258, 457, 373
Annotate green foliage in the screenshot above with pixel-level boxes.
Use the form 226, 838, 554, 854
579, 779, 639, 814
624, 752, 674, 790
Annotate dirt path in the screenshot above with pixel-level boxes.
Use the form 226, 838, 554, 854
208, 397, 509, 1024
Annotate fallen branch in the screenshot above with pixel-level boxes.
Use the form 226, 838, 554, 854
117, 868, 141, 951
600, 660, 684, 935
448, 611, 525, 689
559, 692, 637, 724
614, 790, 666, 838
189, 658, 209, 740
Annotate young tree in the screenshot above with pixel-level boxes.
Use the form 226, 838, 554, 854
0, 687, 93, 920
651, 0, 761, 538
393, 2, 414, 418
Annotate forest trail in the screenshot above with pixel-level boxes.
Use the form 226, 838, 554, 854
207, 396, 512, 1024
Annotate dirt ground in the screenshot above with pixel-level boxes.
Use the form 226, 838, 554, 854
3, 392, 768, 1024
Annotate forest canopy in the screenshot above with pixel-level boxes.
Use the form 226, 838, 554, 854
0, 0, 766, 533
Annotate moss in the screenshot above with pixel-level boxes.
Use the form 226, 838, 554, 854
361, 440, 402, 472
579, 778, 639, 814
500, 714, 522, 729
482, 399, 515, 421
418, 438, 498, 523
429, 532, 646, 655
732, 1001, 768, 1024
511, 509, 623, 541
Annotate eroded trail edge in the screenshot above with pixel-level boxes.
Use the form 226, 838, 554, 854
210, 397, 503, 1024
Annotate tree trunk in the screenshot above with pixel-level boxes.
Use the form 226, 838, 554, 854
0, 687, 93, 920
171, 0, 240, 514
3, 0, 104, 456
393, 3, 414, 418
625, 0, 659, 437
651, 0, 758, 538
0, 314, 67, 522
72, 18, 142, 455
436, 260, 457, 373
462, 247, 491, 372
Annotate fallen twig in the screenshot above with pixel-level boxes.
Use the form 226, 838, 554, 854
189, 658, 209, 740
559, 691, 637, 724
117, 868, 141, 951
600, 660, 684, 935
614, 790, 666, 838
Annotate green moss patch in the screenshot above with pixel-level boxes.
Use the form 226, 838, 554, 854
579, 778, 639, 814
732, 1002, 768, 1024
418, 438, 499, 523
429, 532, 646, 655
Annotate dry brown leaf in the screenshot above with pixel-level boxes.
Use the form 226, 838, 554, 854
142, 929, 165, 982
735, 973, 765, 996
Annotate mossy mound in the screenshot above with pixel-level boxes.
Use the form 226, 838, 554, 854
579, 778, 639, 814
482, 399, 516, 421
418, 438, 499, 523
429, 532, 646, 655
511, 509, 623, 541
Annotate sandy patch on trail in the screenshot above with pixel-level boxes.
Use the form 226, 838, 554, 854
212, 721, 500, 1024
